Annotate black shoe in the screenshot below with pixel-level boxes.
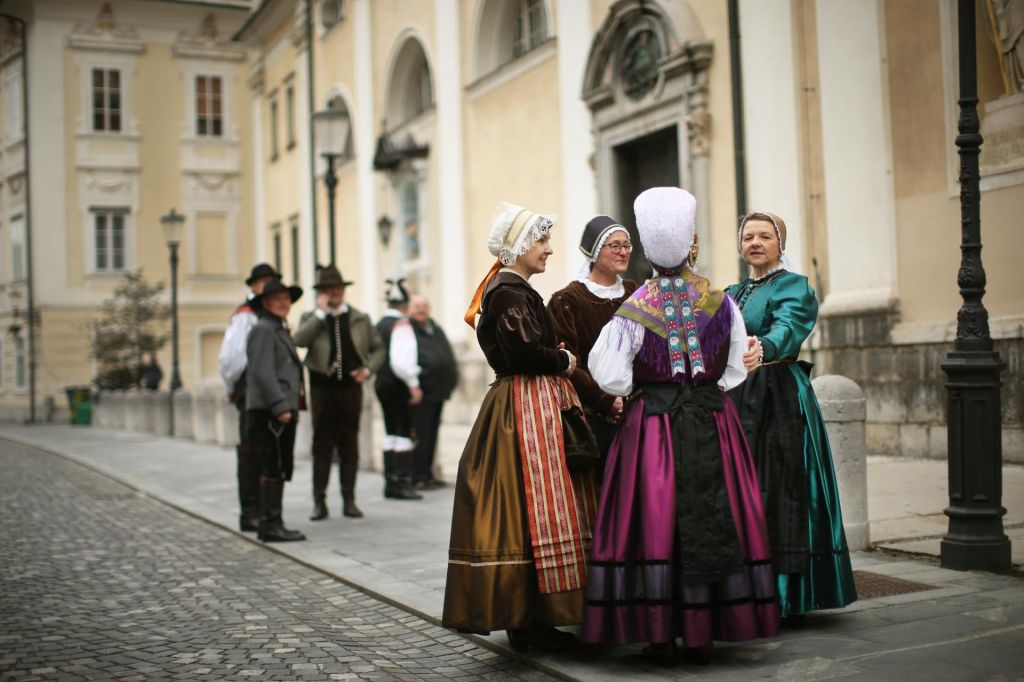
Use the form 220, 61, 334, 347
309, 501, 328, 521
644, 640, 677, 667
506, 629, 529, 653
783, 613, 807, 627
239, 515, 260, 532
258, 521, 306, 542
343, 500, 363, 518
389, 484, 423, 500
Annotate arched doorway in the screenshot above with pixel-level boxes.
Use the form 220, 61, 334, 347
583, 1, 712, 283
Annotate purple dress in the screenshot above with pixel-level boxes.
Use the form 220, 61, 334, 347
582, 271, 780, 648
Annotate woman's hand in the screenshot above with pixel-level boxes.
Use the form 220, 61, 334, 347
276, 411, 293, 424
610, 396, 624, 422
558, 343, 577, 375
743, 336, 763, 372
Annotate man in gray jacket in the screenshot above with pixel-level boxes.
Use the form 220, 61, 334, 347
294, 264, 385, 520
246, 279, 306, 543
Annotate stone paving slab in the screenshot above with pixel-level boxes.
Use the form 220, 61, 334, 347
2, 426, 1024, 680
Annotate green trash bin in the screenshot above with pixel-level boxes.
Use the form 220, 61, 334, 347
65, 386, 92, 425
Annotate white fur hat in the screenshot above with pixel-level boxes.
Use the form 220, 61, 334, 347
633, 187, 697, 270
488, 202, 555, 266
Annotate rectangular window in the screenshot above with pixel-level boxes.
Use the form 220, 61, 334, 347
14, 335, 25, 390
289, 219, 299, 281
91, 68, 122, 132
195, 75, 223, 137
272, 225, 282, 273
5, 70, 23, 141
269, 95, 279, 160
11, 214, 24, 281
93, 209, 127, 273
285, 83, 296, 149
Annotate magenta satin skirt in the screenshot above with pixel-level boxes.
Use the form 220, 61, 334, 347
582, 394, 780, 648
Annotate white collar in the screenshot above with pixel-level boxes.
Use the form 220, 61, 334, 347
328, 302, 350, 315
382, 307, 403, 318
578, 273, 625, 299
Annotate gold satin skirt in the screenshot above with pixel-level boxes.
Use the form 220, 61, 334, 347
441, 378, 585, 633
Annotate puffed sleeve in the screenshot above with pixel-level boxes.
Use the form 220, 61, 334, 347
547, 291, 617, 416
759, 275, 818, 362
588, 316, 644, 397
718, 297, 748, 392
489, 287, 569, 375
389, 319, 421, 389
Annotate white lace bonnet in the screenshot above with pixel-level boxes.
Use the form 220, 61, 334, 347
488, 203, 555, 266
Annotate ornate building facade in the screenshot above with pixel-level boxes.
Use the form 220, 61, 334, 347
3, 0, 1022, 462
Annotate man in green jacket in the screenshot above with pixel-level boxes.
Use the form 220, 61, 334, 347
294, 264, 385, 520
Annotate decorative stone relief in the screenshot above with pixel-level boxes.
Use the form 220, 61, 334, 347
173, 12, 246, 62
290, 0, 310, 51
685, 109, 711, 157
67, 3, 145, 54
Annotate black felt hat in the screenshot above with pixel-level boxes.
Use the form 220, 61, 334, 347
579, 215, 628, 258
245, 262, 281, 286
258, 279, 303, 303
313, 264, 355, 289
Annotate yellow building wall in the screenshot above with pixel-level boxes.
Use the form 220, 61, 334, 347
886, 0, 1024, 326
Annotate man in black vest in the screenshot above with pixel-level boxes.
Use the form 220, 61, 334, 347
375, 279, 422, 500
294, 265, 385, 520
393, 294, 458, 490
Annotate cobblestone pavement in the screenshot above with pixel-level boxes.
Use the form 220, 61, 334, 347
0, 441, 552, 681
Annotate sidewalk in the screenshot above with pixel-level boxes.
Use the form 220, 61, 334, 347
2, 424, 1022, 680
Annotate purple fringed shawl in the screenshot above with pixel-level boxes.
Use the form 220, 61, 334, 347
614, 270, 733, 386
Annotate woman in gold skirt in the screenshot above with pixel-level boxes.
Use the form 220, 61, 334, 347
442, 203, 598, 652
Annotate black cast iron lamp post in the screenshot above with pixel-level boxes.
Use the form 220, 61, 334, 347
161, 208, 185, 436
312, 106, 351, 264
940, 0, 1010, 571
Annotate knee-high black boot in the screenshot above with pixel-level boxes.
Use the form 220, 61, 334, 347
237, 444, 261, 532
390, 451, 422, 500
258, 477, 306, 542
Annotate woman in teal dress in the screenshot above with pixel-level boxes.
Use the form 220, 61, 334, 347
725, 211, 857, 620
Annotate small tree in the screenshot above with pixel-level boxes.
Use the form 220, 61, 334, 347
90, 270, 170, 390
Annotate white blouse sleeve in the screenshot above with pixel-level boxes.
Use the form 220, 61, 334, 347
218, 310, 256, 392
389, 319, 421, 389
718, 297, 749, 392
588, 317, 645, 397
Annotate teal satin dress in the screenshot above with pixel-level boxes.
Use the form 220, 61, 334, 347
726, 270, 857, 617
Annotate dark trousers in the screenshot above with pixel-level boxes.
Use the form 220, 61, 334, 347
246, 409, 297, 481
236, 401, 262, 518
377, 387, 413, 442
310, 381, 362, 502
411, 400, 444, 483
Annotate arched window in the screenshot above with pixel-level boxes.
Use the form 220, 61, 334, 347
401, 182, 421, 262
475, 0, 550, 76
512, 0, 547, 59
385, 37, 434, 127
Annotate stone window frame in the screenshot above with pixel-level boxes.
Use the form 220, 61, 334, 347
89, 207, 130, 275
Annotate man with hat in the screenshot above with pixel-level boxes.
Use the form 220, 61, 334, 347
294, 264, 385, 520
246, 278, 306, 542
373, 278, 423, 501
547, 216, 638, 458
219, 262, 281, 532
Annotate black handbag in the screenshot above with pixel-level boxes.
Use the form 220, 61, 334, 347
561, 405, 601, 472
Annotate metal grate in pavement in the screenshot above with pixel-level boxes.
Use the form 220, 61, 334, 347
853, 570, 937, 599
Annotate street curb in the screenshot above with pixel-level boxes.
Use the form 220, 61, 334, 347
1, 432, 582, 682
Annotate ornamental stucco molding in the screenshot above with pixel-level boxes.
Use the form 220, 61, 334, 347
173, 13, 246, 63
67, 4, 145, 55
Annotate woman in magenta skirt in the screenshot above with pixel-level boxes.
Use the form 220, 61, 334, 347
583, 188, 779, 665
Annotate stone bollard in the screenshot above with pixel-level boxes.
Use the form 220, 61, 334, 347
812, 374, 869, 551
193, 392, 217, 444
172, 391, 194, 439
152, 392, 172, 437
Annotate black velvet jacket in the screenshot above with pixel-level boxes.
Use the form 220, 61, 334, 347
477, 272, 570, 378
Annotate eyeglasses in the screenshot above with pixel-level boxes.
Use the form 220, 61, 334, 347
603, 241, 634, 253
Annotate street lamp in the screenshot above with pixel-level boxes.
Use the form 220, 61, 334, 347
377, 215, 393, 247
161, 208, 185, 436
940, 0, 1010, 571
312, 105, 351, 264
